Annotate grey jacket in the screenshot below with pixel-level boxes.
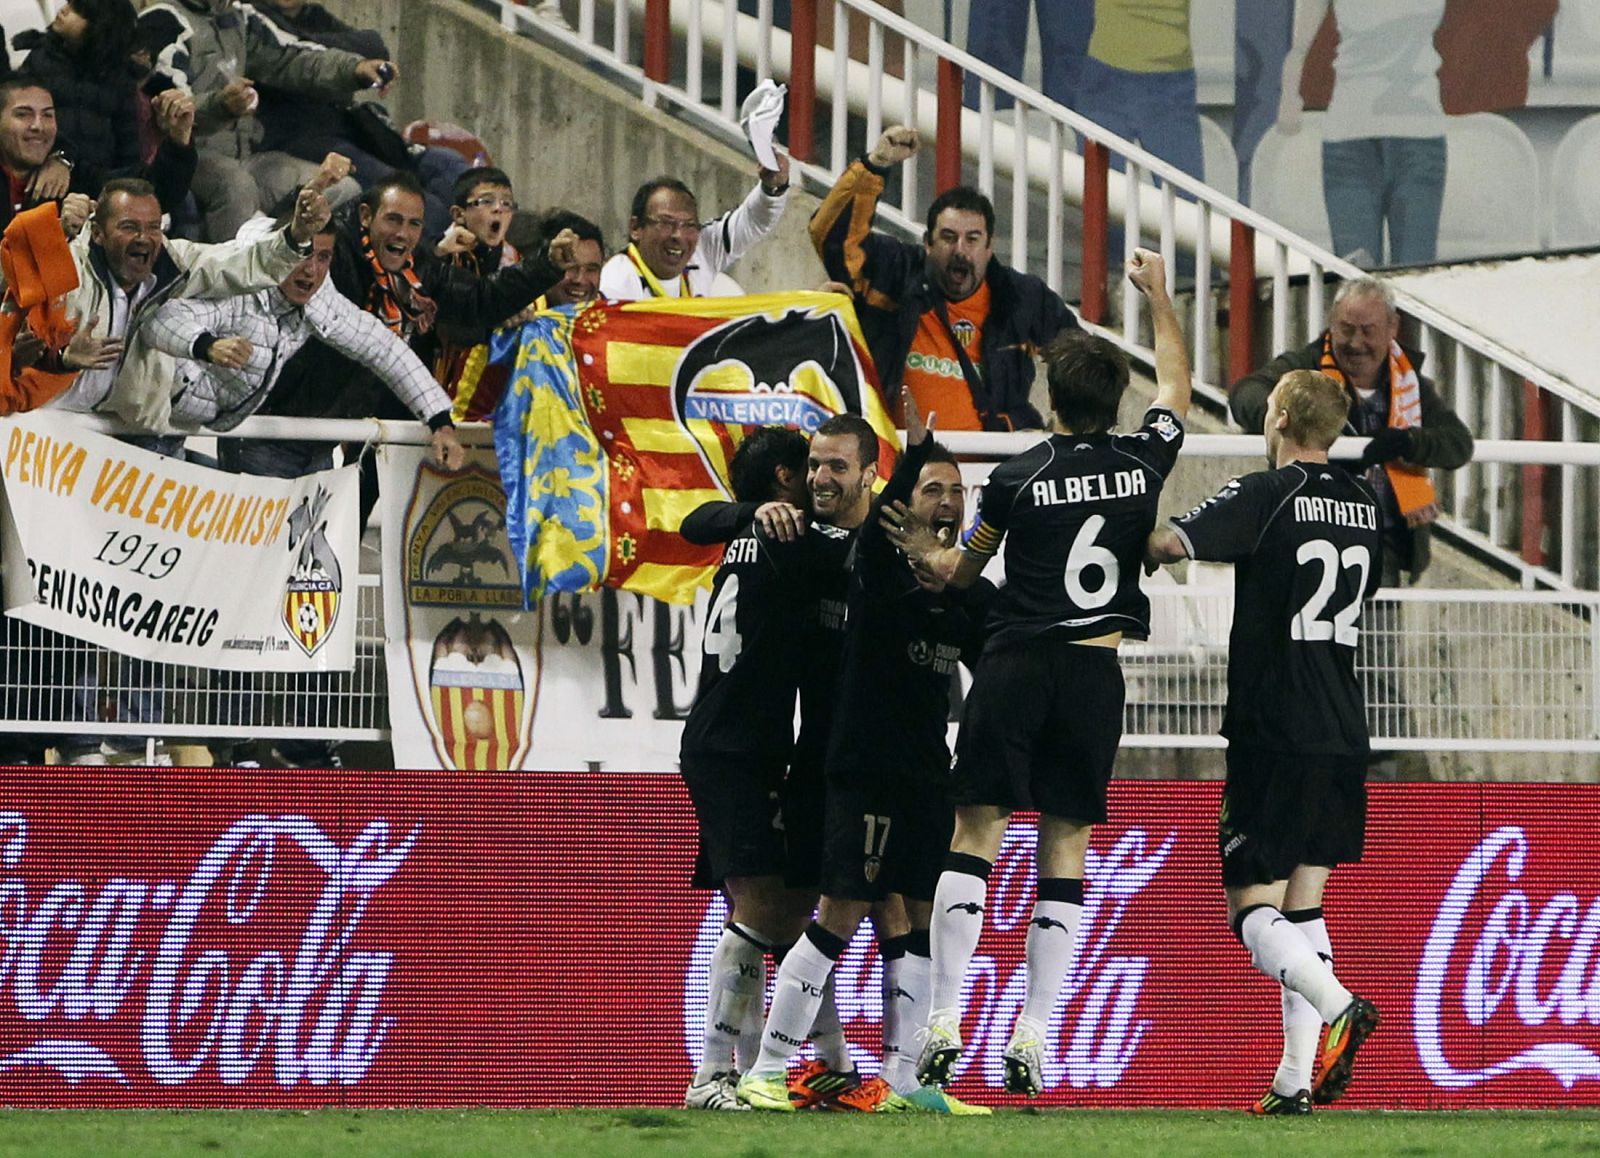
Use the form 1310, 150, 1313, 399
139, 0, 365, 161
49, 226, 305, 428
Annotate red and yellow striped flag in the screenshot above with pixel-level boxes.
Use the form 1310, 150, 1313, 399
498, 292, 897, 606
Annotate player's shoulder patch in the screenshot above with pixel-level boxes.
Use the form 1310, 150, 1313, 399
1147, 409, 1183, 443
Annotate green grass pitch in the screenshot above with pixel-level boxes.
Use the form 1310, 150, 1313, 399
0, 1109, 1596, 1158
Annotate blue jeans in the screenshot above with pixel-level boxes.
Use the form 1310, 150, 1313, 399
1321, 136, 1447, 267
964, 0, 1094, 111
1073, 56, 1205, 183
217, 438, 335, 480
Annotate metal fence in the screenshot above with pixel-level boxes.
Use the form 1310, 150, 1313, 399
493, 0, 1600, 589
2, 423, 1595, 756
0, 576, 389, 746
1130, 583, 1599, 753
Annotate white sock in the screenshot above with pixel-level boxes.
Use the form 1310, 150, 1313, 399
753, 926, 844, 1077
696, 923, 769, 1081
880, 938, 907, 1078
1239, 905, 1352, 1024
1274, 908, 1333, 1094
735, 948, 768, 1075
1019, 878, 1083, 1028
808, 971, 852, 1071
883, 937, 931, 1093
930, 856, 991, 1017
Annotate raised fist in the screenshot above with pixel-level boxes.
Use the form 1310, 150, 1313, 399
1126, 248, 1169, 301
868, 125, 919, 168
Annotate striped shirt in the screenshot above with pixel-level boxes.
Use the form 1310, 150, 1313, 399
143, 278, 452, 431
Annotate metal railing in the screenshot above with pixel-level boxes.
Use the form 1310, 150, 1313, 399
2, 418, 1596, 755
0, 576, 389, 746
1131, 583, 1600, 754
491, 0, 1599, 589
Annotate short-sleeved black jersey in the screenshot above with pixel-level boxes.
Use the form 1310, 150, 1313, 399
825, 438, 993, 784
972, 407, 1184, 651
680, 517, 857, 760
1171, 461, 1383, 756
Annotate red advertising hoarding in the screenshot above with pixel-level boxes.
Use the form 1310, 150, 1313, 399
0, 771, 1594, 1109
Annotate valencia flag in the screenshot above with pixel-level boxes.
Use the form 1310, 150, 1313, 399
491, 292, 896, 607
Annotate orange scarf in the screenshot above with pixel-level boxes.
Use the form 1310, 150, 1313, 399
0, 202, 80, 415
1319, 333, 1439, 526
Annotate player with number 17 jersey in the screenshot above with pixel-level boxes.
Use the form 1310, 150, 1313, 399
972, 406, 1185, 653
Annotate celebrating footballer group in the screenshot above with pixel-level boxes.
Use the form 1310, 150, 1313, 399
676, 127, 1386, 1116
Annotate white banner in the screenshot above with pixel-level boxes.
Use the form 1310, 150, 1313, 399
0, 412, 358, 672
376, 457, 999, 771
379, 445, 543, 770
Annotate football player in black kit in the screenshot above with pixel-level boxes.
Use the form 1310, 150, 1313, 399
1146, 369, 1383, 1115
737, 393, 993, 1115
884, 249, 1190, 1099
678, 417, 878, 1110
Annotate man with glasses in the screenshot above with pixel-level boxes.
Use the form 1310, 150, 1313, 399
598, 156, 789, 300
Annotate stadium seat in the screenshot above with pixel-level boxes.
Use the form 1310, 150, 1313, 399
1436, 113, 1540, 260
1250, 111, 1540, 264
1247, 113, 1334, 253
1547, 111, 1600, 249
404, 120, 494, 168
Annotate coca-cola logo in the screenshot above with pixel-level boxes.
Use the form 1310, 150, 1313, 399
1413, 825, 1600, 1090
0, 810, 419, 1088
683, 824, 1174, 1090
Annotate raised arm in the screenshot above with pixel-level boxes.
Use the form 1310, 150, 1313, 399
693, 158, 790, 275
307, 282, 453, 425
808, 126, 920, 297
1127, 248, 1192, 420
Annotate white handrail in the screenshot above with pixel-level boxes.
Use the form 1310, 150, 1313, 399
58, 413, 1600, 466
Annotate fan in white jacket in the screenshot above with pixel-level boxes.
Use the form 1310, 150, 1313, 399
598, 155, 790, 300
141, 228, 465, 468
46, 176, 322, 426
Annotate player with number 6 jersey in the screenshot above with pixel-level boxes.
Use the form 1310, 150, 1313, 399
1147, 368, 1385, 1116
883, 249, 1190, 1101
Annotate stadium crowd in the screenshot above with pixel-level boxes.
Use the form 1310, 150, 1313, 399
0, 0, 1469, 1116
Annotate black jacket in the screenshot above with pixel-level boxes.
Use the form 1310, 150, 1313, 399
9, 29, 196, 217
260, 202, 562, 420
810, 157, 1079, 431
250, 2, 405, 165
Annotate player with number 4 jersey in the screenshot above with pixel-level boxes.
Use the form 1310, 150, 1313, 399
676, 426, 859, 1112
1147, 368, 1384, 1115
882, 249, 1190, 1101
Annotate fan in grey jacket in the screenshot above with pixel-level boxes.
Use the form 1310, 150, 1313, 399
141, 222, 466, 470
138, 0, 390, 240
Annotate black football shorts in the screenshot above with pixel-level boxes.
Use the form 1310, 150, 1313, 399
1218, 744, 1367, 888
680, 751, 789, 886
950, 637, 1124, 823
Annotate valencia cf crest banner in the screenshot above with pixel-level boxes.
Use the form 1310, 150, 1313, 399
379, 444, 541, 771
489, 293, 897, 607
